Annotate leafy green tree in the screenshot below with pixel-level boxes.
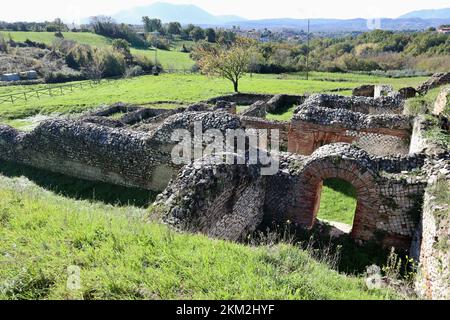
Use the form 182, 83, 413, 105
142, 17, 163, 33
167, 22, 182, 35
205, 28, 216, 43
190, 27, 205, 42
195, 38, 254, 92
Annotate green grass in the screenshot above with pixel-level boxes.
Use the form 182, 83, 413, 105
405, 87, 442, 115
317, 179, 358, 226
1, 31, 194, 70
0, 73, 427, 122
0, 31, 113, 47
0, 173, 398, 300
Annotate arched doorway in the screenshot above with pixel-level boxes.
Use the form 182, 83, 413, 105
287, 151, 382, 242
316, 178, 357, 232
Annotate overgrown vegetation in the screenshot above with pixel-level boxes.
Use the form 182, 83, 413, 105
404, 87, 441, 115
422, 115, 450, 150
428, 175, 450, 223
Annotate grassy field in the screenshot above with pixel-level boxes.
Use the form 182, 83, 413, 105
0, 73, 428, 121
1, 31, 194, 70
0, 173, 398, 300
317, 179, 358, 226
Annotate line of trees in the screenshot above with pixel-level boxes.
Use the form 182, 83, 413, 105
0, 20, 71, 32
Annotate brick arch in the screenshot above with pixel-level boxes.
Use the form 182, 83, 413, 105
288, 154, 382, 241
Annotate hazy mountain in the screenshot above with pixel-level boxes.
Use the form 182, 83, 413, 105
105, 2, 449, 32
111, 2, 245, 25
399, 8, 450, 19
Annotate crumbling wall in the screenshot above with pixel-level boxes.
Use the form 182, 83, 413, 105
159, 156, 266, 241
206, 93, 273, 105
409, 116, 448, 155
239, 116, 289, 151
0, 111, 242, 192
353, 85, 375, 97
433, 86, 450, 116
265, 94, 306, 113
288, 106, 412, 156
159, 144, 426, 249
417, 72, 450, 95
299, 94, 405, 115
414, 158, 450, 300
240, 101, 267, 118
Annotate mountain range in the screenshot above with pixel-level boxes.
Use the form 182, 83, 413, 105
112, 2, 245, 25
399, 8, 450, 19
109, 2, 450, 31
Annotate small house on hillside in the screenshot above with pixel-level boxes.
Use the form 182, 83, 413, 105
438, 26, 450, 34
0, 73, 20, 82
1, 70, 38, 82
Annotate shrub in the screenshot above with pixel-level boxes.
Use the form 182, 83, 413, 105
124, 65, 144, 78
132, 54, 155, 72
98, 49, 126, 78
146, 34, 170, 50
44, 71, 84, 83
0, 35, 8, 53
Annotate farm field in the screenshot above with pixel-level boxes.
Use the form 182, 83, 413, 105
1, 31, 194, 70
0, 173, 398, 300
0, 73, 427, 121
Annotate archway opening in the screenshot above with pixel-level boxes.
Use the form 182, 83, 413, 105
316, 178, 357, 231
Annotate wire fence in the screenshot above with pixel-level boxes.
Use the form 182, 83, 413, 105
0, 68, 197, 105
0, 81, 101, 105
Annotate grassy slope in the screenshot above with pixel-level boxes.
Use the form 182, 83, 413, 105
0, 73, 427, 121
1, 31, 194, 70
0, 174, 397, 300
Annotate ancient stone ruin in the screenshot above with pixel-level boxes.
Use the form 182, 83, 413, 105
0, 73, 449, 299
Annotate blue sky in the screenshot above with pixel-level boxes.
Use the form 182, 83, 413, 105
1, 0, 449, 22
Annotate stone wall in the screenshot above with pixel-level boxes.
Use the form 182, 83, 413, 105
239, 116, 289, 151
417, 73, 450, 95
160, 156, 266, 241
240, 101, 267, 118
206, 93, 273, 105
409, 116, 448, 155
414, 158, 450, 300
299, 94, 405, 115
159, 144, 427, 249
433, 86, 450, 116
288, 106, 412, 156
265, 94, 306, 113
0, 111, 242, 192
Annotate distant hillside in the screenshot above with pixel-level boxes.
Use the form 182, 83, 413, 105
111, 2, 245, 25
103, 2, 450, 31
399, 8, 450, 19
225, 18, 450, 32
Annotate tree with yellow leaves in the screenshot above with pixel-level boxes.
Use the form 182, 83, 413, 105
195, 38, 255, 93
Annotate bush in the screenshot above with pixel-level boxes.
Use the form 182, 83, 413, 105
0, 35, 8, 53
90, 16, 147, 48
44, 71, 85, 83
63, 43, 93, 70
98, 49, 126, 78
132, 54, 155, 72
147, 34, 170, 50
